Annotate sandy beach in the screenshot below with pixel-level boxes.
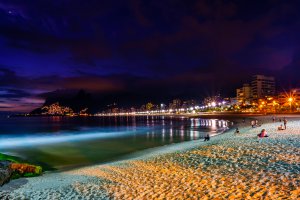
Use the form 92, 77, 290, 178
1, 115, 300, 199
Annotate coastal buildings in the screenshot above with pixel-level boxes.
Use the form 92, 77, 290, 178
236, 84, 252, 105
182, 100, 197, 109
251, 75, 275, 99
203, 95, 222, 106
94, 74, 300, 115
236, 75, 276, 105
41, 103, 73, 115
169, 99, 182, 110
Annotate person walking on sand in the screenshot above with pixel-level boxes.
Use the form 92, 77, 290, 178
272, 116, 275, 122
204, 134, 210, 141
283, 118, 287, 129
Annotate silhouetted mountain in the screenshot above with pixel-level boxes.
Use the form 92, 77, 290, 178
31, 90, 94, 114
30, 86, 208, 114
30, 89, 153, 114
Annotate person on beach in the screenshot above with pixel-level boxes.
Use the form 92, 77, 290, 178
251, 120, 255, 128
255, 120, 260, 127
278, 124, 284, 131
272, 116, 275, 122
257, 129, 268, 139
234, 128, 240, 134
283, 118, 287, 129
204, 134, 210, 141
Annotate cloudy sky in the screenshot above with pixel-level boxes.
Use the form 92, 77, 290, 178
1, 0, 300, 111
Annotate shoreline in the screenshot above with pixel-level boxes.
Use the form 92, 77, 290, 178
1, 115, 300, 199
0, 117, 230, 173
8, 112, 299, 122
0, 118, 232, 175
9, 112, 300, 118
101, 124, 231, 165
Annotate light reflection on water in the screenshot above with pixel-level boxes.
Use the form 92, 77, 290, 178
0, 116, 229, 170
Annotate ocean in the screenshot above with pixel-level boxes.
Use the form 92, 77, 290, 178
0, 115, 229, 171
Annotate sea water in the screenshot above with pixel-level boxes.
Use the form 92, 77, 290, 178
0, 115, 228, 170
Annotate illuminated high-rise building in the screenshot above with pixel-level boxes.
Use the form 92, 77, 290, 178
236, 84, 252, 104
251, 75, 275, 99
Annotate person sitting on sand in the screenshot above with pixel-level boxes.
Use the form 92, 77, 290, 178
278, 124, 284, 131
255, 120, 261, 127
234, 128, 240, 134
251, 120, 255, 128
257, 129, 268, 138
204, 134, 210, 141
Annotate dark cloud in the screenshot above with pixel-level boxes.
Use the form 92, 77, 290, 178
0, 88, 30, 98
1, 3, 296, 58
0, 67, 124, 92
1, 0, 292, 71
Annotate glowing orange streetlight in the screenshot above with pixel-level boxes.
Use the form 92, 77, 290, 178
288, 97, 294, 112
272, 100, 278, 112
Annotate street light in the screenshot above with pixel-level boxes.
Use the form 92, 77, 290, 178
288, 97, 294, 112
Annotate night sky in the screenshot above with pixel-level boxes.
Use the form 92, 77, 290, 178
1, 0, 300, 112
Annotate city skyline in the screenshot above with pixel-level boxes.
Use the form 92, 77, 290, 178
23, 73, 300, 115
1, 1, 300, 112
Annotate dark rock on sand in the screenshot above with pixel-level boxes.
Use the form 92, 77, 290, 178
0, 161, 11, 169
0, 161, 12, 186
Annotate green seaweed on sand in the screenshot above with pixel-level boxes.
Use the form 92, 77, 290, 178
0, 152, 22, 163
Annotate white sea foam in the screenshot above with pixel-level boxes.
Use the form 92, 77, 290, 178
0, 128, 145, 149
